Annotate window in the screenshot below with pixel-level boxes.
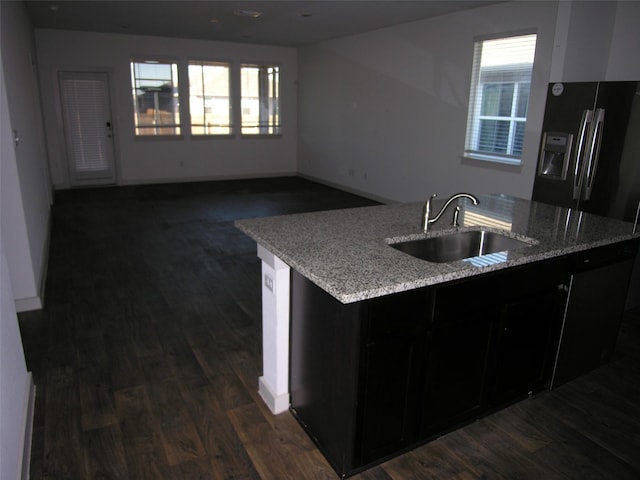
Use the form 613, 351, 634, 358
240, 64, 280, 135
464, 34, 537, 164
188, 61, 231, 135
131, 60, 180, 135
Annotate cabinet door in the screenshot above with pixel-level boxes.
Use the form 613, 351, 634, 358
552, 261, 633, 387
357, 289, 428, 465
421, 278, 498, 436
290, 271, 363, 475
489, 287, 564, 406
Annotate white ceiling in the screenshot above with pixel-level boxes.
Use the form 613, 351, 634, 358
24, 0, 505, 47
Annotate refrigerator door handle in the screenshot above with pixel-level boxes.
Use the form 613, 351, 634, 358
583, 108, 605, 201
573, 109, 593, 200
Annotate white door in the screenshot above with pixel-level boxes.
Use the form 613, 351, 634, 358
59, 71, 116, 186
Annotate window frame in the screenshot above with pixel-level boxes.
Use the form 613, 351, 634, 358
463, 32, 537, 165
240, 63, 281, 136
130, 58, 182, 137
187, 59, 233, 136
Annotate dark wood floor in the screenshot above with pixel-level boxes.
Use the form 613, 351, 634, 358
18, 177, 640, 479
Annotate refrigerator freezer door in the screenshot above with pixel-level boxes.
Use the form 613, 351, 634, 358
532, 83, 599, 209
537, 132, 573, 179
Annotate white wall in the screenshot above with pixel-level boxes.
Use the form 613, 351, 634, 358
297, 1, 559, 203
606, 1, 640, 80
0, 246, 32, 480
33, 2, 640, 198
35, 29, 298, 188
550, 0, 640, 82
0, 60, 34, 480
556, 0, 617, 81
0, 1, 51, 311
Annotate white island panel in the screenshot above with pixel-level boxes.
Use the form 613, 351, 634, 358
257, 244, 291, 414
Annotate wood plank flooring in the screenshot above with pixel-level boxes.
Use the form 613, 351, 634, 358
18, 177, 640, 479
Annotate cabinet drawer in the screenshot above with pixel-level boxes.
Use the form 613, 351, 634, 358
433, 274, 502, 324
498, 259, 568, 299
435, 259, 567, 321
364, 288, 429, 342
571, 239, 639, 272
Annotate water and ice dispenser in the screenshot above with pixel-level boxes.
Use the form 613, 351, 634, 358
537, 132, 573, 180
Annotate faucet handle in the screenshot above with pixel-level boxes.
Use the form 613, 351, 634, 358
452, 206, 461, 226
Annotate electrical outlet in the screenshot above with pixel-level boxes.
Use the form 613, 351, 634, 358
264, 274, 274, 292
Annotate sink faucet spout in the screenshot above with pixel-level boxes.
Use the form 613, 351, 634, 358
422, 193, 479, 233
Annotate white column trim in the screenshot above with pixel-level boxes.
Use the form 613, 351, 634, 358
256, 244, 291, 414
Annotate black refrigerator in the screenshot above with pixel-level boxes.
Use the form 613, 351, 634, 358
532, 82, 640, 388
532, 81, 640, 223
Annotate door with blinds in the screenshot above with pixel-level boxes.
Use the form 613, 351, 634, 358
59, 71, 116, 186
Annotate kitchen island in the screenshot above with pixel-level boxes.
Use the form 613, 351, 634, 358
235, 193, 639, 477
236, 194, 637, 303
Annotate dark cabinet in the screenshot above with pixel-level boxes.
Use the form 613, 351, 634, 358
490, 293, 561, 404
488, 262, 567, 406
551, 239, 639, 388
357, 292, 428, 464
421, 275, 499, 436
290, 270, 429, 476
423, 260, 567, 436
290, 259, 568, 478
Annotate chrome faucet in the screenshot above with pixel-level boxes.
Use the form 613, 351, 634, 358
422, 193, 479, 233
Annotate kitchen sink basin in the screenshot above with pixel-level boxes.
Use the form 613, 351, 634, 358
389, 229, 533, 263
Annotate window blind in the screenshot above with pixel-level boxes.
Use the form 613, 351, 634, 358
130, 60, 180, 135
188, 61, 231, 135
60, 76, 109, 172
464, 34, 537, 164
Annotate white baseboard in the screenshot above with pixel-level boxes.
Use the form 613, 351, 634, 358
14, 208, 50, 313
21, 375, 36, 480
14, 296, 43, 312
54, 171, 299, 190
297, 173, 394, 204
258, 376, 290, 415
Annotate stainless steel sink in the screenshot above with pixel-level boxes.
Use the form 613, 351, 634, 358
389, 229, 533, 263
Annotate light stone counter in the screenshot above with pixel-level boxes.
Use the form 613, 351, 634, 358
235, 193, 639, 304
234, 193, 639, 414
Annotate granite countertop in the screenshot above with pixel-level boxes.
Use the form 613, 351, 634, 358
235, 194, 639, 303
